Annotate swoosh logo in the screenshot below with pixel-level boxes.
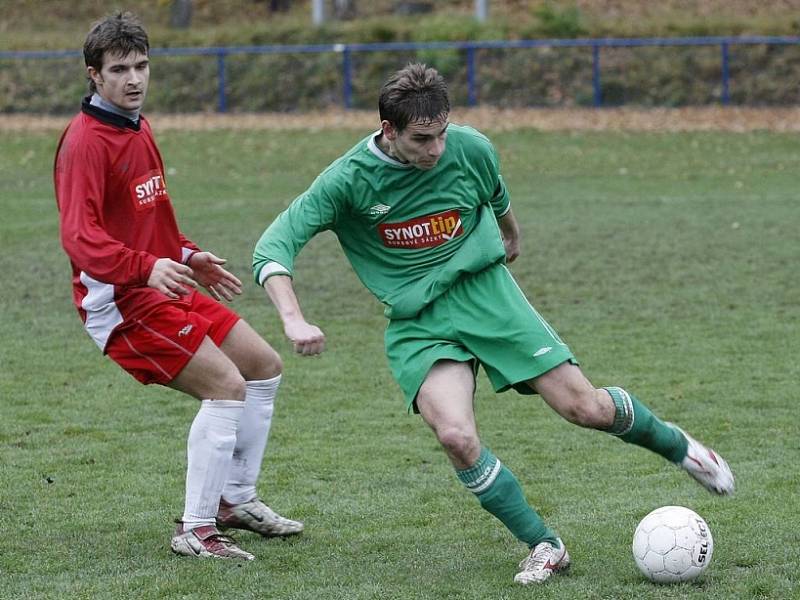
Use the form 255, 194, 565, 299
244, 508, 264, 523
544, 546, 567, 571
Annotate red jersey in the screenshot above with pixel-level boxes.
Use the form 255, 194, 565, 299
54, 99, 201, 351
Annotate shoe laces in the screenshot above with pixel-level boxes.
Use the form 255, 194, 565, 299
175, 520, 240, 550
205, 532, 239, 551
520, 542, 557, 571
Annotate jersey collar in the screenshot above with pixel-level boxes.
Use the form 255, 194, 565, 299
367, 131, 412, 167
81, 96, 142, 131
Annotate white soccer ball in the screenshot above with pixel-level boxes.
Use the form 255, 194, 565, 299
632, 505, 713, 583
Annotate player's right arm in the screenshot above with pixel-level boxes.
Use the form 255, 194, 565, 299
264, 274, 325, 356
253, 171, 343, 356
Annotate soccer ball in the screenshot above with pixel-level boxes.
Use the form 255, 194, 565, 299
632, 505, 713, 583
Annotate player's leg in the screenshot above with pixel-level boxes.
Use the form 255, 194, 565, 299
166, 336, 256, 559
385, 286, 569, 584
527, 362, 734, 495
416, 359, 568, 584
218, 318, 282, 381
105, 302, 254, 559
528, 362, 685, 458
213, 318, 302, 537
457, 265, 733, 496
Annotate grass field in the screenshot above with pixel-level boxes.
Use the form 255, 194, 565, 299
1, 124, 797, 599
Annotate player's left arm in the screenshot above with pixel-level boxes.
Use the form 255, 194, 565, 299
178, 232, 202, 264
177, 230, 241, 301
497, 207, 521, 263
480, 137, 517, 262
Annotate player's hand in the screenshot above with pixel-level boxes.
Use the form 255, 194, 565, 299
503, 235, 520, 263
147, 258, 197, 299
187, 252, 243, 301
283, 318, 326, 356
497, 209, 521, 264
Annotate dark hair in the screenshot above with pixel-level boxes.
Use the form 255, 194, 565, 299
83, 12, 149, 93
378, 63, 450, 131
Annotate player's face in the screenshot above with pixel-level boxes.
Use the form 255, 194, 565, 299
88, 50, 150, 112
384, 115, 449, 170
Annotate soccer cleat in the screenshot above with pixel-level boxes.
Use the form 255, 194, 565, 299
217, 497, 304, 538
513, 537, 570, 585
170, 522, 255, 560
673, 425, 735, 495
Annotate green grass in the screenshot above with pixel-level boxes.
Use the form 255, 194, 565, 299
1, 126, 797, 599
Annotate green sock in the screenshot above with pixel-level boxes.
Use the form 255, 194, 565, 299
456, 447, 558, 548
603, 386, 688, 463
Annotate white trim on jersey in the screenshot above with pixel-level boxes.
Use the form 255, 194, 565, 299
367, 131, 413, 167
496, 202, 512, 218
258, 261, 291, 286
79, 271, 124, 350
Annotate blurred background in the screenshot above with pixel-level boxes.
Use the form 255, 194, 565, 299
2, 0, 800, 113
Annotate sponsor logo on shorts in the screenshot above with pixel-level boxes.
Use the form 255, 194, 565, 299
130, 169, 169, 211
377, 209, 463, 249
177, 324, 194, 337
533, 346, 552, 357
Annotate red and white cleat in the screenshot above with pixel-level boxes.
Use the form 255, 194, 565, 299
514, 537, 571, 585
674, 425, 735, 495
170, 522, 255, 560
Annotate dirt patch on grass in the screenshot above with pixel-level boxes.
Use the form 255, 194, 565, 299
4, 107, 800, 133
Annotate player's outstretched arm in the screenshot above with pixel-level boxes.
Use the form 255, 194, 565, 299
187, 251, 243, 301
497, 207, 521, 263
264, 275, 326, 356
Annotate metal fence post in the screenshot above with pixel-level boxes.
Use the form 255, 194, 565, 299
721, 41, 730, 105
592, 43, 602, 107
340, 45, 353, 109
475, 0, 488, 22
466, 46, 477, 106
216, 50, 227, 113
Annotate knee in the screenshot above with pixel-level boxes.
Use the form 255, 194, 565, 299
217, 368, 247, 401
435, 425, 480, 464
246, 343, 283, 380
259, 345, 283, 379
558, 388, 610, 429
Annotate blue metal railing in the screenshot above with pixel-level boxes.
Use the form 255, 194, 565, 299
2, 36, 799, 112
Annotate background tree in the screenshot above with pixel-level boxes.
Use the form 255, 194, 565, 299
169, 0, 192, 28
333, 0, 357, 20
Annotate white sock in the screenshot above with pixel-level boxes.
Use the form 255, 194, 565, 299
181, 399, 244, 529
221, 375, 280, 505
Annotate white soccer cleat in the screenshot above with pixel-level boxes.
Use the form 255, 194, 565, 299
674, 425, 735, 495
170, 522, 255, 560
513, 537, 570, 585
217, 497, 304, 538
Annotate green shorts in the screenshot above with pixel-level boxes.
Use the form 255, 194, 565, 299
385, 263, 577, 412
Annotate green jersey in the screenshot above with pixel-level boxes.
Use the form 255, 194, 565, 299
253, 123, 511, 319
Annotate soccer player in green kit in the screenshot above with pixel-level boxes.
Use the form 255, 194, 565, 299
253, 63, 734, 585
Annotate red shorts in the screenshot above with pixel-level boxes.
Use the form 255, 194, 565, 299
105, 291, 240, 385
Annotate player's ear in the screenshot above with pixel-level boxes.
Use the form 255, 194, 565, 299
87, 66, 103, 87
381, 120, 398, 141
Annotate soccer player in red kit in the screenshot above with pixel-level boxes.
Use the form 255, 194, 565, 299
54, 12, 302, 560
